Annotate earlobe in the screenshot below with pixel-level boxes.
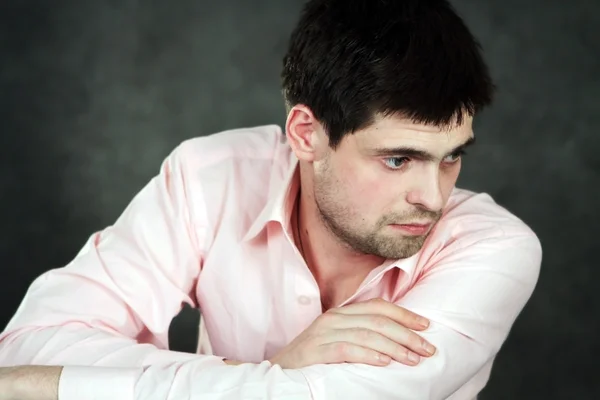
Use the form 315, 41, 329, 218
286, 105, 321, 162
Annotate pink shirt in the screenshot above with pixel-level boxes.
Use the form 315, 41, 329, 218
0, 125, 541, 400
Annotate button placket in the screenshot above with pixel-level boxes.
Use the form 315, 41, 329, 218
293, 272, 322, 329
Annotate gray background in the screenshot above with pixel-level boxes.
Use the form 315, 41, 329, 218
1, 0, 598, 398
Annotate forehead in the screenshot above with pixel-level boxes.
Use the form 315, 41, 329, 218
351, 114, 474, 151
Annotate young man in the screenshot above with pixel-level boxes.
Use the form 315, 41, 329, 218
0, 0, 541, 399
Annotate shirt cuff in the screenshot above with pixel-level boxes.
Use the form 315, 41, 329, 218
58, 366, 141, 400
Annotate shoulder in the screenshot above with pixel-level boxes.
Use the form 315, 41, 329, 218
163, 124, 287, 206
423, 187, 542, 281
405, 188, 542, 350
438, 187, 540, 244
172, 124, 285, 169
159, 125, 289, 241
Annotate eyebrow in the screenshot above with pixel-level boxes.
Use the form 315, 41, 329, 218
370, 136, 476, 162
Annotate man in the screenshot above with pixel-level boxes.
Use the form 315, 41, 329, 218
0, 0, 542, 399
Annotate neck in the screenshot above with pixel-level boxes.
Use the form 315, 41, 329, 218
293, 188, 385, 305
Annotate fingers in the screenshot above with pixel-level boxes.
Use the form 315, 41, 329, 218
318, 312, 436, 358
317, 341, 393, 367
321, 328, 425, 366
331, 298, 430, 331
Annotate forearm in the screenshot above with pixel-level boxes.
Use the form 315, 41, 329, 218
0, 363, 241, 400
0, 362, 311, 400
0, 327, 309, 399
0, 366, 62, 400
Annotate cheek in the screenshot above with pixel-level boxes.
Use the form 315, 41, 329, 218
335, 160, 386, 208
349, 165, 393, 210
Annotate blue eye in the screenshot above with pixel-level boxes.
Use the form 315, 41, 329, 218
384, 157, 409, 170
443, 150, 466, 164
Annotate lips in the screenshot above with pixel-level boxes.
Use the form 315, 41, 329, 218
401, 221, 433, 226
391, 222, 432, 235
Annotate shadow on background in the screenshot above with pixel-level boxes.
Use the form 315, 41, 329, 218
0, 1, 95, 327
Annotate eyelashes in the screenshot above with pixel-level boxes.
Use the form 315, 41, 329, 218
383, 151, 466, 170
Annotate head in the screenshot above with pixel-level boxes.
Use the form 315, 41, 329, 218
282, 0, 495, 259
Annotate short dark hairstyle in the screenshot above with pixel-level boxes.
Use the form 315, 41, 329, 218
281, 0, 495, 149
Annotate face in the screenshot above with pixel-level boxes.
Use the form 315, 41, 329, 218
293, 111, 474, 260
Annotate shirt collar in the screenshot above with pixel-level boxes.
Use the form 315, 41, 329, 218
379, 252, 420, 278
242, 149, 424, 278
242, 151, 300, 242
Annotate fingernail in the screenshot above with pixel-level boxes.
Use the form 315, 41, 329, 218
408, 352, 420, 363
419, 318, 430, 328
423, 342, 436, 355
376, 353, 391, 364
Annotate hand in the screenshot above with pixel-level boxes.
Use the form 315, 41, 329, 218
269, 298, 436, 369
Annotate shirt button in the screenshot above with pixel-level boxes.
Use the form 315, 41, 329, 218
298, 296, 311, 305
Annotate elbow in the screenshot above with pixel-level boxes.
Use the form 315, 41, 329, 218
0, 326, 43, 366
0, 324, 93, 366
516, 232, 543, 305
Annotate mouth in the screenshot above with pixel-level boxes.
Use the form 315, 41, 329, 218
389, 222, 433, 236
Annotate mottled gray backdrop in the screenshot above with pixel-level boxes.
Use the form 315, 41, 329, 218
1, 0, 598, 398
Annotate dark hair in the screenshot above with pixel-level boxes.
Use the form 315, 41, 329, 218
281, 0, 495, 148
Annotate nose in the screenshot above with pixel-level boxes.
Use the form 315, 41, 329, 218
405, 166, 444, 212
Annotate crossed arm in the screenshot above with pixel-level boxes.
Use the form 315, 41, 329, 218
0, 148, 542, 399
0, 232, 541, 400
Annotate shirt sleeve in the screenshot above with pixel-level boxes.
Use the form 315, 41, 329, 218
0, 142, 304, 399
0, 135, 542, 400
129, 213, 541, 400
294, 215, 543, 400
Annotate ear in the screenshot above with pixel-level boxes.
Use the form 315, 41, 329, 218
285, 105, 327, 162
